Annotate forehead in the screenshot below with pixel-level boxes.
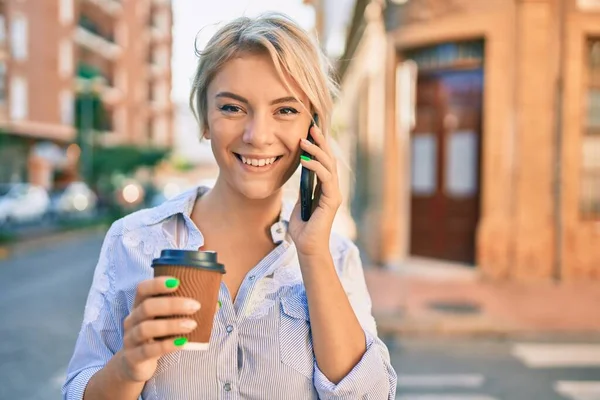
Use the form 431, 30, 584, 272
208, 52, 307, 102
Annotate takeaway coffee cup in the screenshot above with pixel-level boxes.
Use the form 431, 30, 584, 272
152, 249, 226, 350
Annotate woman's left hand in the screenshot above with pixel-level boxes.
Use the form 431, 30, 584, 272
288, 123, 342, 257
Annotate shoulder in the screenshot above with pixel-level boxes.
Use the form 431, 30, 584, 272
328, 232, 362, 277
329, 232, 359, 260
108, 186, 199, 237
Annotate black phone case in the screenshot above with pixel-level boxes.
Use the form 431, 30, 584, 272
300, 115, 318, 221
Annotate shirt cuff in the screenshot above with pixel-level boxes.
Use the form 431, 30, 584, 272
313, 331, 391, 399
63, 366, 103, 400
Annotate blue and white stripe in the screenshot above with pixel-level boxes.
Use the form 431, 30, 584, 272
62, 186, 397, 399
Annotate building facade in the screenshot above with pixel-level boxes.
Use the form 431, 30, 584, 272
334, 0, 600, 281
0, 0, 173, 189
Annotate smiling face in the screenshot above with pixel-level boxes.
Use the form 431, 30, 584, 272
205, 52, 312, 200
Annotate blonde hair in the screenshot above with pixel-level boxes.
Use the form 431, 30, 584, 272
189, 13, 338, 137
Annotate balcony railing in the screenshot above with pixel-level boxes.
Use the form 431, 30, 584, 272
76, 63, 122, 105
75, 17, 121, 60
82, 0, 123, 16
152, 0, 171, 7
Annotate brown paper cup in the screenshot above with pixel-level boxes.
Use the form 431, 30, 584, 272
152, 250, 226, 351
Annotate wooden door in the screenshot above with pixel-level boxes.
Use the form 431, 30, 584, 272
409, 69, 483, 264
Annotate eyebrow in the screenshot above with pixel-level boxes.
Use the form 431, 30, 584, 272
215, 91, 302, 106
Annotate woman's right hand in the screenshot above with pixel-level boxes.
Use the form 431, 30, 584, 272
118, 277, 201, 383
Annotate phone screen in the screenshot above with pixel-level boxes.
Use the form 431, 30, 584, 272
300, 114, 318, 221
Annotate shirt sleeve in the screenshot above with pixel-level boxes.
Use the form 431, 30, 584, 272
313, 241, 398, 399
62, 223, 126, 400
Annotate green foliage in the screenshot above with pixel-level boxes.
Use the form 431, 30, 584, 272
90, 145, 170, 183
171, 155, 196, 172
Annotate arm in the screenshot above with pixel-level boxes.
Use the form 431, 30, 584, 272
82, 354, 145, 400
292, 122, 397, 398
63, 224, 198, 400
299, 251, 365, 383
299, 242, 398, 399
62, 224, 143, 400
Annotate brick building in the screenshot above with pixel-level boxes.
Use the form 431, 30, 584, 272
331, 0, 600, 281
0, 0, 174, 189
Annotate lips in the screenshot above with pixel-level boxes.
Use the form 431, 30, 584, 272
233, 153, 283, 169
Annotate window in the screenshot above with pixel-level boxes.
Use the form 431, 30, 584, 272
0, 62, 6, 104
582, 38, 600, 218
578, 0, 600, 10
10, 76, 27, 120
59, 39, 73, 77
11, 15, 27, 61
152, 11, 169, 31
152, 81, 169, 105
153, 116, 168, 145
60, 90, 73, 125
0, 15, 6, 44
59, 0, 74, 24
154, 46, 169, 68
115, 108, 125, 134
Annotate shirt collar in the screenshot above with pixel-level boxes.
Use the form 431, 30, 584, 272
144, 185, 293, 244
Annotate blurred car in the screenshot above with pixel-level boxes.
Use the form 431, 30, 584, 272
48, 182, 98, 220
0, 183, 51, 226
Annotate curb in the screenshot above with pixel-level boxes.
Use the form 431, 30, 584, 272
0, 224, 109, 260
375, 314, 600, 340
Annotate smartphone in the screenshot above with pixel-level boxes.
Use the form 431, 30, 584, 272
300, 114, 318, 221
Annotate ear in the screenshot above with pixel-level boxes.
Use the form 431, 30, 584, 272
202, 126, 210, 140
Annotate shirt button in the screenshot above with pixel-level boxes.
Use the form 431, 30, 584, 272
226, 325, 234, 333
224, 383, 232, 391
249, 275, 255, 281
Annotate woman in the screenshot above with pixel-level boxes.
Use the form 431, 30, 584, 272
63, 13, 397, 400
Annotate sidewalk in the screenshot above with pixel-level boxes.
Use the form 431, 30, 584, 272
365, 258, 600, 338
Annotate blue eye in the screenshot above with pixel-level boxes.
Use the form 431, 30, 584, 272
278, 107, 299, 115
219, 104, 242, 113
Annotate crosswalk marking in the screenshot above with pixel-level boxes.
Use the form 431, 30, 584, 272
511, 344, 600, 368
397, 374, 485, 388
396, 396, 498, 400
554, 381, 600, 400
395, 374, 493, 400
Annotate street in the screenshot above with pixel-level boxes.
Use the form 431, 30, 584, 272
1, 232, 599, 400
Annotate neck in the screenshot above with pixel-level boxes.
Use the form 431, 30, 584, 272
195, 178, 283, 238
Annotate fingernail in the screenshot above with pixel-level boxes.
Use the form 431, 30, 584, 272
185, 300, 201, 311
301, 138, 311, 145
300, 155, 311, 162
174, 337, 188, 347
165, 278, 179, 289
218, 300, 222, 309
181, 320, 197, 330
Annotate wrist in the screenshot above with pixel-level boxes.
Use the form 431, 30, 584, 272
112, 350, 137, 384
297, 250, 335, 277
297, 248, 331, 264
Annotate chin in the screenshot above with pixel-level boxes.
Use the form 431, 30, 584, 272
235, 180, 280, 201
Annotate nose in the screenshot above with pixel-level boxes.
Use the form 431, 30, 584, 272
242, 113, 276, 147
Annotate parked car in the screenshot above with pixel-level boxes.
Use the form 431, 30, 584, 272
0, 183, 51, 226
48, 182, 98, 220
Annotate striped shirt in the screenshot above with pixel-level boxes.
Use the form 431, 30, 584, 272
62, 186, 397, 399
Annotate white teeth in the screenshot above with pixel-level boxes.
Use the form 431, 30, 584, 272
239, 155, 278, 167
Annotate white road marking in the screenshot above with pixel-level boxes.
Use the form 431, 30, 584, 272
511, 344, 600, 368
555, 381, 600, 400
396, 395, 498, 400
397, 374, 485, 388
51, 367, 67, 388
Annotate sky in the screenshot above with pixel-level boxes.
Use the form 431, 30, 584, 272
171, 0, 316, 103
